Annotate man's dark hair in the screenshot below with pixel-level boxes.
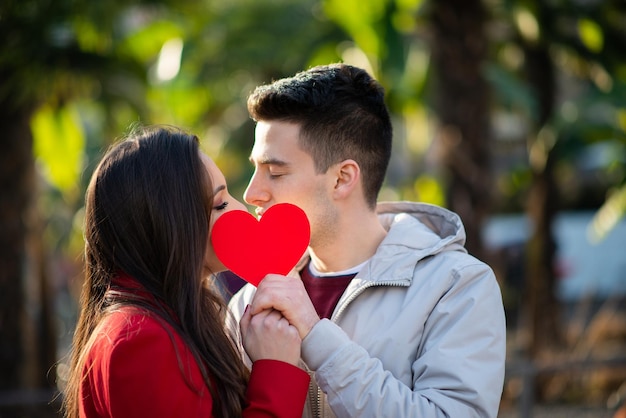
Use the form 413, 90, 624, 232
247, 63, 393, 208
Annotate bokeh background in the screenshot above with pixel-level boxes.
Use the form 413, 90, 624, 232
1, 0, 625, 417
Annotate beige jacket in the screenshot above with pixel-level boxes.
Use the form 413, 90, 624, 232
228, 201, 506, 417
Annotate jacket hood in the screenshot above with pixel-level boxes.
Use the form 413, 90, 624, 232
353, 201, 468, 285
376, 201, 467, 253
293, 201, 468, 284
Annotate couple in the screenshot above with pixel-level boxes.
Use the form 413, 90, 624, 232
63, 63, 506, 418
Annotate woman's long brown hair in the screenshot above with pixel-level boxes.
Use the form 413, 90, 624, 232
63, 125, 249, 417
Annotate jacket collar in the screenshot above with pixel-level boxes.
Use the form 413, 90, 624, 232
292, 201, 467, 285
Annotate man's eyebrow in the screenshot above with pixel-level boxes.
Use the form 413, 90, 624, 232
249, 156, 288, 166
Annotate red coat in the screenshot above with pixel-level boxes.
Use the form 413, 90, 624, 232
79, 282, 309, 417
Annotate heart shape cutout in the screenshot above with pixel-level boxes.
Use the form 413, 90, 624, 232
211, 203, 310, 286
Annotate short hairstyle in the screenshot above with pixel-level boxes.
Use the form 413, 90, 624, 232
247, 63, 393, 209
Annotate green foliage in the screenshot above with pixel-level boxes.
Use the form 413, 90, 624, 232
119, 20, 185, 64
485, 62, 537, 118
3, 0, 626, 252
413, 175, 445, 207
323, 0, 387, 61
578, 18, 603, 53
31, 104, 85, 200
1, 0, 351, 256
486, 0, 626, 218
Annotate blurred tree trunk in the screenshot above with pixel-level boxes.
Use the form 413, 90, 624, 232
0, 103, 32, 389
429, 0, 492, 261
0, 96, 57, 403
522, 41, 563, 357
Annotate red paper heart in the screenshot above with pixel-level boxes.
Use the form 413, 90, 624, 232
210, 203, 310, 286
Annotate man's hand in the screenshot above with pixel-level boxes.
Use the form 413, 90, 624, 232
249, 274, 320, 339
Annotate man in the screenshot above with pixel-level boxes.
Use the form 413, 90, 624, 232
229, 63, 506, 417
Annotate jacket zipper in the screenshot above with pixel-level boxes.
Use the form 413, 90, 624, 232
332, 280, 407, 323
308, 280, 408, 417
309, 373, 320, 417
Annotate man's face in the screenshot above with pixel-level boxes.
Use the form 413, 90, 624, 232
244, 120, 337, 248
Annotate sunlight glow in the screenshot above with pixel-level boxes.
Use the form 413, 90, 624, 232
155, 38, 183, 82
588, 186, 626, 244
515, 9, 539, 43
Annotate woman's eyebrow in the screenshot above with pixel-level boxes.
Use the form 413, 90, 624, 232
213, 184, 226, 195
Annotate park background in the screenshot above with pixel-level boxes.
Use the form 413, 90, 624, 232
1, 0, 625, 417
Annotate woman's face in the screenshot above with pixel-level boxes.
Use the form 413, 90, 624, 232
200, 152, 247, 274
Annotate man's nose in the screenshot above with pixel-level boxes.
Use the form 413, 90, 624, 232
243, 171, 268, 206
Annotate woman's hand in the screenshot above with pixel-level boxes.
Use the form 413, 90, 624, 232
240, 306, 301, 366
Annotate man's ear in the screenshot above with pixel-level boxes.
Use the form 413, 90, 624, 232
332, 159, 360, 200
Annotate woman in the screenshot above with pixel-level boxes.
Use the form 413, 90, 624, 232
63, 125, 309, 418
